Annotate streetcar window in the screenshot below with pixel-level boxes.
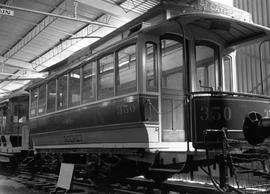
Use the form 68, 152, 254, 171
223, 56, 233, 91
195, 44, 218, 91
116, 44, 137, 95
47, 79, 56, 113
57, 74, 68, 110
82, 61, 96, 103
14, 103, 27, 123
0, 106, 7, 133
161, 39, 183, 90
259, 41, 270, 95
30, 88, 38, 117
38, 84, 46, 115
98, 54, 114, 100
69, 68, 81, 107
145, 42, 158, 92
236, 42, 269, 95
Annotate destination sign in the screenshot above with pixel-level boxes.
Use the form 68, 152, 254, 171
166, 0, 252, 23
197, 0, 252, 22
0, 8, 14, 16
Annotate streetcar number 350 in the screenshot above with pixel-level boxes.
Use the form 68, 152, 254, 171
199, 106, 232, 121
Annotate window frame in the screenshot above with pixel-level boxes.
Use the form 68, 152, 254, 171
115, 43, 137, 96
30, 87, 38, 117
38, 84, 47, 115
47, 78, 57, 113
82, 60, 97, 103
222, 55, 233, 92
145, 41, 158, 92
194, 40, 221, 92
68, 67, 82, 107
97, 52, 115, 100
28, 39, 140, 116
160, 35, 185, 92
57, 73, 68, 110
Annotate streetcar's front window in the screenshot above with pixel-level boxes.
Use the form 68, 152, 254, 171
234, 41, 270, 95
194, 42, 220, 92
192, 40, 270, 95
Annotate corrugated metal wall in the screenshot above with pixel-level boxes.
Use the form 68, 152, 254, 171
234, 0, 270, 26
234, 0, 270, 95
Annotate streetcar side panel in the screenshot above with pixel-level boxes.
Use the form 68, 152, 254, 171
30, 94, 160, 149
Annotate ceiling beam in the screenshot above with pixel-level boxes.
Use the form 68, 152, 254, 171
0, 88, 10, 92
31, 14, 114, 69
0, 3, 116, 29
0, 0, 117, 71
0, 78, 40, 81
0, 55, 44, 71
1, 0, 68, 70
31, 0, 141, 69
77, 0, 140, 22
0, 71, 46, 78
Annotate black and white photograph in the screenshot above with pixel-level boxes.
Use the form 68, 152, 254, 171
0, 0, 269, 193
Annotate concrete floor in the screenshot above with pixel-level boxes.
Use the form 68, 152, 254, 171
0, 174, 47, 194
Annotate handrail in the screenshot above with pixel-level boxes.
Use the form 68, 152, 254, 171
188, 91, 270, 99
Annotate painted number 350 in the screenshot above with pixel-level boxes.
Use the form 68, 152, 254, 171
117, 104, 136, 115
200, 106, 232, 121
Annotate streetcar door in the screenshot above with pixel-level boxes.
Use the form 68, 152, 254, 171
160, 35, 185, 142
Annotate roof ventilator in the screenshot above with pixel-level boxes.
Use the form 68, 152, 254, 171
128, 22, 152, 36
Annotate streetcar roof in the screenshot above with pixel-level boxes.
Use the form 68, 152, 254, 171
171, 13, 270, 48
34, 1, 270, 78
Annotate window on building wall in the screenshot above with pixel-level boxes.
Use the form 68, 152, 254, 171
47, 79, 56, 113
116, 44, 137, 95
145, 42, 158, 92
82, 61, 96, 103
30, 88, 38, 117
38, 84, 46, 115
98, 54, 114, 99
69, 68, 81, 107
161, 39, 184, 91
57, 74, 67, 110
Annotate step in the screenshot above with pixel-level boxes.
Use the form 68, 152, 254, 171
149, 168, 181, 173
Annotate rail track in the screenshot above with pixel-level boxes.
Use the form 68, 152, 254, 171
0, 164, 269, 194
0, 167, 232, 194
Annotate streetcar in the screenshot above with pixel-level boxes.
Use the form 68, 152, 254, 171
0, 89, 29, 163
26, 0, 270, 191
